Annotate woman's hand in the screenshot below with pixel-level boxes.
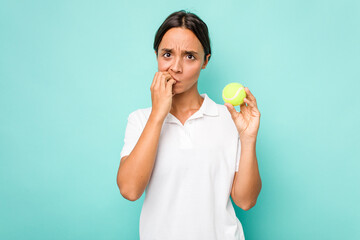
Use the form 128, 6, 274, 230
225, 87, 261, 142
150, 71, 176, 121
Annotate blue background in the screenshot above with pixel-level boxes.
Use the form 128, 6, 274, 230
1, 0, 359, 239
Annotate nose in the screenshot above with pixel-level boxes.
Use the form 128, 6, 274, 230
170, 57, 182, 73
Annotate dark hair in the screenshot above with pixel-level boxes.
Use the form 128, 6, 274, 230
153, 10, 211, 62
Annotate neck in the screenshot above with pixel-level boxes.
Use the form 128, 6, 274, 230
170, 84, 204, 115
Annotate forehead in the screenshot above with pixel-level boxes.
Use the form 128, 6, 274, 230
159, 27, 203, 52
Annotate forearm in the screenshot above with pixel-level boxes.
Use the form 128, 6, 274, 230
233, 138, 262, 208
117, 112, 164, 200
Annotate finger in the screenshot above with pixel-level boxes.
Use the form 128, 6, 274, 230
165, 78, 176, 88
244, 98, 257, 108
165, 79, 176, 95
245, 87, 256, 101
151, 72, 158, 89
245, 88, 258, 108
154, 72, 163, 90
161, 71, 171, 77
160, 74, 167, 91
243, 97, 255, 108
163, 72, 172, 82
240, 101, 247, 111
159, 71, 169, 81
157, 72, 169, 90
224, 102, 238, 118
162, 73, 173, 91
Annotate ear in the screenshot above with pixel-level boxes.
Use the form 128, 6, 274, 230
201, 54, 211, 69
155, 50, 157, 59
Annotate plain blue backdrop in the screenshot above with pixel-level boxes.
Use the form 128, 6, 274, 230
1, 0, 359, 239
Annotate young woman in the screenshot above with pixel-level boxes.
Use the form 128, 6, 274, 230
117, 10, 262, 240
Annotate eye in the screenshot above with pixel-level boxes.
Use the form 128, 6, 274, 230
163, 52, 171, 58
187, 55, 195, 60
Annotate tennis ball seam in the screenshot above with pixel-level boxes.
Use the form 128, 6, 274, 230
222, 87, 244, 101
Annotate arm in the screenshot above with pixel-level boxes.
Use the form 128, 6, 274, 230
117, 71, 176, 201
225, 87, 262, 211
116, 112, 165, 201
231, 138, 262, 210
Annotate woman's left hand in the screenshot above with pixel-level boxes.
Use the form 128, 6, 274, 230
225, 87, 261, 141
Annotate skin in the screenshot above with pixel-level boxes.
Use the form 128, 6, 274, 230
153, 27, 210, 125
225, 90, 262, 210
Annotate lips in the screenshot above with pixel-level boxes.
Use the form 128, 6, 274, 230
169, 74, 178, 81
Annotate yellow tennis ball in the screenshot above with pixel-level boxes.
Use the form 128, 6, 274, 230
222, 82, 247, 106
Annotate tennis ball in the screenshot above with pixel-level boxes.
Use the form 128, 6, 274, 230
222, 82, 246, 106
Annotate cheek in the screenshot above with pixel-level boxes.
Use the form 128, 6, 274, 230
185, 63, 202, 77
158, 60, 171, 71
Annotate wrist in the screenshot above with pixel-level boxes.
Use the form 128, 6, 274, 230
240, 136, 257, 146
149, 111, 166, 125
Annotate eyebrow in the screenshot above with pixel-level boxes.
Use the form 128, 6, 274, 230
160, 48, 199, 55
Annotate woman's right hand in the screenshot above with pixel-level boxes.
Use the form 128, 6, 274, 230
150, 71, 177, 121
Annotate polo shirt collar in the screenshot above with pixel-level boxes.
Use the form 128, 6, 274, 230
164, 93, 219, 124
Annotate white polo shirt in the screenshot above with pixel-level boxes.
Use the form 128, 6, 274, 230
120, 93, 245, 240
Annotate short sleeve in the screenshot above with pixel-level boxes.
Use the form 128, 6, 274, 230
120, 111, 143, 159
235, 136, 241, 172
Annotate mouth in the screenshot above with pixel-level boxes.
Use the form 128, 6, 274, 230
169, 75, 179, 81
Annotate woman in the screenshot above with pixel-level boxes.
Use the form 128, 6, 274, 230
117, 10, 262, 240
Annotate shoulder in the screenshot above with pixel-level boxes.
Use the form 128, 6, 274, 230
214, 103, 234, 123
217, 104, 231, 116
127, 107, 152, 128
202, 93, 232, 122
129, 107, 152, 119
212, 102, 239, 136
